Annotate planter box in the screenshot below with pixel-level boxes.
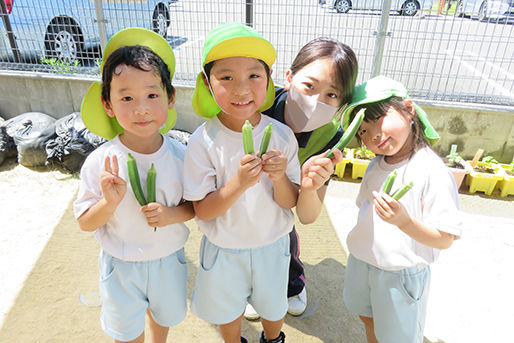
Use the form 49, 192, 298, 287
466, 162, 503, 195
496, 164, 514, 197
447, 160, 471, 190
351, 149, 375, 179
334, 149, 352, 178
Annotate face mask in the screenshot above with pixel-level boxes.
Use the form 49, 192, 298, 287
284, 85, 339, 133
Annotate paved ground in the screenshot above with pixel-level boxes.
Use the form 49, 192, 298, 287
0, 160, 512, 342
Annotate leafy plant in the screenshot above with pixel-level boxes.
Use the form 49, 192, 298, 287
481, 155, 498, 164
354, 147, 375, 160
40, 57, 80, 74
444, 144, 463, 166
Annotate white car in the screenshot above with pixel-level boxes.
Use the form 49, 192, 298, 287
0, 0, 172, 62
329, 0, 434, 16
455, 0, 514, 21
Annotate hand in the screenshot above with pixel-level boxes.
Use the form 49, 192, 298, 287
372, 191, 411, 228
261, 149, 288, 181
141, 202, 168, 228
301, 149, 340, 191
100, 155, 126, 207
237, 153, 263, 189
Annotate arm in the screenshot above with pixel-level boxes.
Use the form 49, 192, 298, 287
77, 155, 126, 232
262, 149, 299, 209
297, 149, 343, 224
372, 191, 455, 250
194, 154, 263, 221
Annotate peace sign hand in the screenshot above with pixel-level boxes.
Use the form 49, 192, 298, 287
100, 155, 127, 207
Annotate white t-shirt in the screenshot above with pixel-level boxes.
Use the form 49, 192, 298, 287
73, 135, 189, 261
183, 115, 301, 249
347, 146, 463, 270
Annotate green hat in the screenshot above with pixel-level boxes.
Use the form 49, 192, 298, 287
341, 75, 440, 145
81, 27, 177, 140
192, 22, 276, 118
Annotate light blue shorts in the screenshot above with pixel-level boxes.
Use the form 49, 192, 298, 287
191, 234, 290, 324
98, 249, 188, 341
343, 254, 430, 343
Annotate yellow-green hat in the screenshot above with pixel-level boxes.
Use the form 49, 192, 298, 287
341, 75, 440, 145
81, 27, 177, 140
192, 22, 276, 118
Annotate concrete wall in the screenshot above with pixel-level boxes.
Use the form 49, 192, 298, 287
1, 71, 513, 162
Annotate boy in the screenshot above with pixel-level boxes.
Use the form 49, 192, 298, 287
74, 28, 194, 343
183, 23, 301, 343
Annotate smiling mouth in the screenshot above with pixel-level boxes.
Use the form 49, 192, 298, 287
377, 137, 390, 148
232, 100, 252, 106
135, 121, 152, 126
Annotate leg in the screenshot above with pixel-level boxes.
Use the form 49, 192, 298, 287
115, 332, 144, 343
147, 308, 170, 343
219, 313, 244, 343
287, 227, 305, 297
359, 316, 379, 343
261, 317, 285, 341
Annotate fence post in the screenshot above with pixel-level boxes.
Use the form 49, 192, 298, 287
93, 0, 108, 53
372, 0, 392, 77
246, 0, 254, 27
0, 1, 21, 62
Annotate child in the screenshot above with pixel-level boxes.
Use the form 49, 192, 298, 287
74, 28, 194, 343
245, 38, 358, 318
342, 76, 462, 343
183, 23, 300, 343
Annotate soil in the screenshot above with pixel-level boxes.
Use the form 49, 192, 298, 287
442, 158, 464, 169
506, 170, 514, 177
473, 165, 496, 174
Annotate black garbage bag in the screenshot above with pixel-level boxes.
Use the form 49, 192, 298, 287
0, 117, 15, 166
46, 112, 106, 172
165, 129, 191, 146
5, 112, 57, 167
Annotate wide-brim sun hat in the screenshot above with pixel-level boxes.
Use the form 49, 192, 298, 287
81, 27, 177, 140
192, 22, 277, 118
340, 75, 440, 145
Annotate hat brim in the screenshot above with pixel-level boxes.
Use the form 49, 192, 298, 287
204, 36, 276, 68
192, 71, 275, 118
81, 28, 177, 140
81, 81, 177, 140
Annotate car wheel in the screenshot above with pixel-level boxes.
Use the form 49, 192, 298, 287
44, 21, 83, 63
455, 0, 465, 17
478, 1, 487, 21
153, 4, 169, 38
334, 0, 351, 13
400, 0, 420, 16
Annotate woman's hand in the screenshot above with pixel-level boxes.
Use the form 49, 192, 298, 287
301, 149, 342, 191
100, 155, 126, 206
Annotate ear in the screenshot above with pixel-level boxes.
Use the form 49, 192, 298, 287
404, 99, 415, 115
101, 96, 115, 118
201, 72, 209, 87
168, 88, 176, 110
284, 69, 292, 91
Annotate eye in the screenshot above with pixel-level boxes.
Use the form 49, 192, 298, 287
250, 73, 261, 79
357, 129, 366, 137
121, 96, 133, 102
220, 76, 233, 81
327, 92, 338, 99
148, 93, 158, 99
302, 82, 313, 90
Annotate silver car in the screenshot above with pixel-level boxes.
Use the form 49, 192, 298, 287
455, 0, 514, 21
0, 0, 171, 62
329, 0, 434, 16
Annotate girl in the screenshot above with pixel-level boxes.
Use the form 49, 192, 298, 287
245, 37, 358, 319
342, 76, 462, 343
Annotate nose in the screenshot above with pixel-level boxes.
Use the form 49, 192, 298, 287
370, 126, 381, 142
234, 79, 250, 96
133, 99, 149, 115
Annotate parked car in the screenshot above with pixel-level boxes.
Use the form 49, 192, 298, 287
455, 0, 514, 21
0, 0, 172, 63
329, 0, 434, 16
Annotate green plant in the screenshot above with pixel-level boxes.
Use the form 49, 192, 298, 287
444, 144, 463, 167
326, 108, 365, 159
481, 155, 498, 164
40, 57, 80, 74
354, 147, 375, 160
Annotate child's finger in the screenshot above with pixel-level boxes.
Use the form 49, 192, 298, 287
111, 154, 119, 176
104, 156, 112, 173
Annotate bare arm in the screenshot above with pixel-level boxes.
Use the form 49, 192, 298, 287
194, 154, 262, 221
372, 191, 455, 250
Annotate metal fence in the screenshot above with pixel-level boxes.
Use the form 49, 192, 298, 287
1, 0, 513, 106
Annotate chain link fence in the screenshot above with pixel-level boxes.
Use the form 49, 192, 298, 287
1, 0, 513, 106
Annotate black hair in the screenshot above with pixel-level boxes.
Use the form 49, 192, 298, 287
289, 37, 358, 107
101, 45, 174, 103
351, 96, 428, 154
203, 59, 271, 84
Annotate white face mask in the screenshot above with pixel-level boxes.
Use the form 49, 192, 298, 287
284, 85, 339, 133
